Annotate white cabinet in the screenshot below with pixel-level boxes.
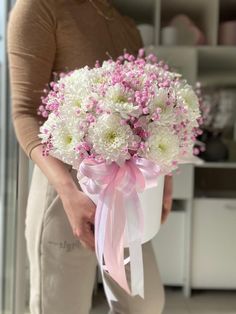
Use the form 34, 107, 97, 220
152, 164, 194, 287
191, 199, 236, 288
152, 210, 186, 285
173, 164, 194, 200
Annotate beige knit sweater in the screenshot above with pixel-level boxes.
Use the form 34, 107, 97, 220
7, 0, 142, 157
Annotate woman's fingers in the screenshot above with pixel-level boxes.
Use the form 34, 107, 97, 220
161, 207, 170, 224
161, 196, 172, 224
74, 221, 95, 251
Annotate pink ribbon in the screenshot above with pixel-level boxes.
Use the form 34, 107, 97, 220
79, 157, 160, 299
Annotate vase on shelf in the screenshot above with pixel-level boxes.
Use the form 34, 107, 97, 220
219, 20, 236, 45
198, 130, 229, 162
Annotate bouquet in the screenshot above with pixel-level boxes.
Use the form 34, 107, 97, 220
38, 49, 201, 299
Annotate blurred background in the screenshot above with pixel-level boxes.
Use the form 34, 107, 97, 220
1, 0, 236, 313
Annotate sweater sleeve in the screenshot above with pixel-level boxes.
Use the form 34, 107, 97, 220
7, 0, 56, 158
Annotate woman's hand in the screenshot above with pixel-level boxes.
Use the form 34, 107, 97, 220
59, 185, 96, 251
161, 175, 173, 224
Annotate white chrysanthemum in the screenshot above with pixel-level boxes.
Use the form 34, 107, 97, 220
145, 125, 180, 172
149, 88, 176, 125
88, 114, 134, 164
149, 88, 168, 113
39, 113, 58, 143
49, 117, 84, 164
52, 125, 75, 153
60, 68, 97, 115
104, 84, 139, 119
177, 86, 201, 122
61, 67, 90, 90
87, 67, 109, 86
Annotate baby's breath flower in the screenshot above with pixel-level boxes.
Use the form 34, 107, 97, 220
177, 86, 201, 122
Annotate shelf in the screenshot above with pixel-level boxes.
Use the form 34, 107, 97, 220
116, 0, 236, 47
198, 72, 236, 87
160, 0, 219, 45
195, 161, 236, 168
145, 46, 197, 84
145, 45, 236, 87
172, 200, 187, 212
194, 166, 236, 199
114, 0, 155, 24
198, 46, 236, 73
219, 0, 236, 23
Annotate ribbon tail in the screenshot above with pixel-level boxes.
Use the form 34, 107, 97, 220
103, 190, 130, 294
129, 240, 144, 297
95, 189, 117, 304
125, 190, 145, 298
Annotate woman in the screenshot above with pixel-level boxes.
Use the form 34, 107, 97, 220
7, 0, 172, 313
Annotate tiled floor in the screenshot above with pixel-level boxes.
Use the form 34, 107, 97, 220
91, 286, 236, 314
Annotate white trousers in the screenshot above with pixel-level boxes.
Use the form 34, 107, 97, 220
25, 165, 165, 314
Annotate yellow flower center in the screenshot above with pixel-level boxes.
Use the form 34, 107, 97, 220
93, 76, 105, 84
154, 98, 166, 111
75, 100, 81, 107
65, 135, 73, 145
116, 95, 128, 104
158, 143, 167, 152
105, 131, 117, 143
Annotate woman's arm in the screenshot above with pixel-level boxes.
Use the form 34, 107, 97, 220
161, 175, 173, 224
8, 0, 95, 250
31, 146, 96, 250
8, 0, 56, 157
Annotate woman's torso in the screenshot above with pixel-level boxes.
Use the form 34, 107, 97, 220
52, 0, 142, 73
